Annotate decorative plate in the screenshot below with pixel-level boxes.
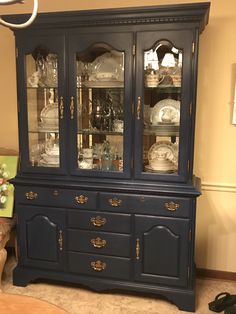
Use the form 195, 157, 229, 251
148, 140, 178, 165
150, 98, 180, 126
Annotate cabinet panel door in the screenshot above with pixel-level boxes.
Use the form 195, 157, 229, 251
68, 30, 133, 179
135, 215, 190, 287
17, 205, 66, 270
16, 31, 67, 174
134, 29, 194, 182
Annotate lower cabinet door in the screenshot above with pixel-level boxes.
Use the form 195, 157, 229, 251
134, 215, 190, 287
17, 205, 66, 270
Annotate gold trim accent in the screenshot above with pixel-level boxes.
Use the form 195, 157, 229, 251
108, 197, 122, 207
136, 238, 140, 260
164, 201, 180, 211
90, 216, 107, 227
192, 42, 195, 54
137, 96, 141, 120
91, 260, 106, 271
70, 96, 74, 119
58, 230, 63, 251
91, 237, 107, 248
59, 96, 64, 119
25, 191, 38, 200
75, 195, 88, 204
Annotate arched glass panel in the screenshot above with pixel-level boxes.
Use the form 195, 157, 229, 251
26, 46, 60, 168
142, 41, 182, 175
76, 44, 125, 172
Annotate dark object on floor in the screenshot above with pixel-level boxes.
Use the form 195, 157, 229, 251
209, 293, 236, 312
225, 305, 236, 314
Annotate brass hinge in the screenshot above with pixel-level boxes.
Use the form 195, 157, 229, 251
133, 44, 136, 56
19, 154, 21, 169
189, 229, 192, 242
17, 99, 20, 113
192, 42, 195, 54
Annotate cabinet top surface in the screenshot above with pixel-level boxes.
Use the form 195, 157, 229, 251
5, 2, 210, 33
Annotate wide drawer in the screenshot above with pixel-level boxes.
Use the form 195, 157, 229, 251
68, 252, 131, 280
16, 186, 97, 209
68, 229, 131, 257
68, 210, 131, 233
100, 192, 192, 218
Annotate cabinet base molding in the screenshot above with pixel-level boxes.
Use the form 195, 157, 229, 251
13, 265, 196, 312
197, 268, 236, 281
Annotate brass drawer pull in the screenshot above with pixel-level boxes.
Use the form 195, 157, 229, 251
165, 201, 180, 211
75, 195, 88, 204
91, 237, 107, 248
90, 216, 107, 227
136, 238, 140, 260
25, 191, 38, 200
58, 230, 63, 251
91, 260, 106, 271
108, 197, 122, 207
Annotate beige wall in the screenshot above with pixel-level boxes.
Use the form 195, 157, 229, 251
0, 0, 236, 272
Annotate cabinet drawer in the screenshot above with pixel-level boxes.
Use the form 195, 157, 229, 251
99, 192, 138, 211
69, 252, 131, 280
68, 230, 130, 257
100, 192, 191, 218
134, 195, 192, 218
16, 186, 97, 209
68, 210, 131, 233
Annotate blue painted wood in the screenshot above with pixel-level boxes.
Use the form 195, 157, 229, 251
9, 3, 210, 312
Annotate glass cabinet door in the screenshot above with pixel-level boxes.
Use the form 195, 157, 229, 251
17, 35, 66, 173
68, 32, 133, 178
135, 30, 193, 182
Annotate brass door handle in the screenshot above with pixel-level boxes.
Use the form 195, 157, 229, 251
91, 260, 106, 271
58, 230, 63, 251
137, 96, 141, 120
90, 216, 107, 227
59, 96, 64, 119
91, 237, 107, 248
70, 96, 74, 119
136, 238, 140, 260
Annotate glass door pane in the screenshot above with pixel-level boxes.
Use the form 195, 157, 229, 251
142, 41, 182, 175
26, 47, 60, 168
76, 44, 124, 172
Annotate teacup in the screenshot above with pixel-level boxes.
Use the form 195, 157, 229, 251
145, 71, 164, 88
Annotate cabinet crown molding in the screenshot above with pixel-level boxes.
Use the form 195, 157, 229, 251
4, 2, 210, 34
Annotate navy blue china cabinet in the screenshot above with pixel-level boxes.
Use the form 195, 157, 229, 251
8, 2, 210, 312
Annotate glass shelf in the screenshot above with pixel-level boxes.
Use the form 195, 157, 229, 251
77, 129, 123, 136
144, 125, 179, 137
